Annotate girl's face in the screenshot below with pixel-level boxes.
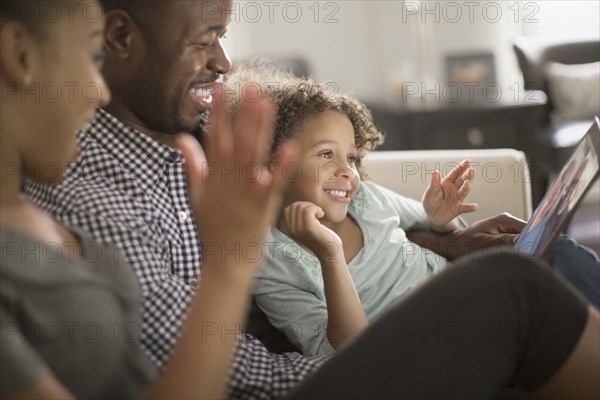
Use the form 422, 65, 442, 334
283, 110, 360, 224
4, 0, 110, 184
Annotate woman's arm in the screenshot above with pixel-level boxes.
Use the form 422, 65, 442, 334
1, 305, 75, 399
5, 90, 291, 399
6, 375, 74, 400
148, 88, 296, 398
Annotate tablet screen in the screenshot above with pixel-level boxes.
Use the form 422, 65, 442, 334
515, 118, 600, 257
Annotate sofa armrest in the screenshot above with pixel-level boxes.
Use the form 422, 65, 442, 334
364, 149, 533, 224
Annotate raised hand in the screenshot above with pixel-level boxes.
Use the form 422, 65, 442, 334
150, 86, 299, 399
282, 201, 343, 262
422, 159, 478, 230
176, 85, 296, 275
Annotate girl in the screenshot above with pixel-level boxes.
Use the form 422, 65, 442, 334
244, 72, 479, 356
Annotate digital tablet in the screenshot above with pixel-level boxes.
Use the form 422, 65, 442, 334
514, 117, 600, 258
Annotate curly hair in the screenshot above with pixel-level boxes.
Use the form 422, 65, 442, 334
225, 63, 385, 178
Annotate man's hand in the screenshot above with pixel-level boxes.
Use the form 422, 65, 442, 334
422, 159, 478, 232
282, 201, 343, 261
176, 85, 297, 276
407, 213, 526, 260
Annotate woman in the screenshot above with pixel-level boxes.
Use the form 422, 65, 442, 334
1, 1, 292, 397
1, 1, 598, 399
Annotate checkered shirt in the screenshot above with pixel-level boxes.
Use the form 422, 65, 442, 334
24, 108, 328, 399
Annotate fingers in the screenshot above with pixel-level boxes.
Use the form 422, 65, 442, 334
496, 212, 527, 234
456, 177, 472, 199
297, 202, 324, 224
443, 161, 475, 191
458, 202, 479, 214
423, 170, 442, 201
498, 233, 521, 245
283, 204, 294, 232
431, 169, 441, 185
268, 139, 299, 195
175, 134, 207, 204
208, 85, 233, 160
443, 159, 471, 183
231, 86, 275, 168
284, 202, 324, 235
208, 85, 276, 172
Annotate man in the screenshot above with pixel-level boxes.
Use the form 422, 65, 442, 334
26, 2, 327, 396
25, 0, 599, 398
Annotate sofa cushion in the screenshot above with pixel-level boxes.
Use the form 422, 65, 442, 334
544, 61, 600, 125
364, 149, 533, 224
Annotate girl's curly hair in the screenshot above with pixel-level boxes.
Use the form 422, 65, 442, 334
225, 62, 385, 178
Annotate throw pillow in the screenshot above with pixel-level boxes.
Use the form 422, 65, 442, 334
544, 61, 600, 126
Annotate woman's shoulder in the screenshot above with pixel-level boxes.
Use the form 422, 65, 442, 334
0, 225, 140, 302
0, 225, 154, 398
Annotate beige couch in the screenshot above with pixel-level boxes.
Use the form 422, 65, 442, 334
364, 148, 533, 224
248, 148, 536, 354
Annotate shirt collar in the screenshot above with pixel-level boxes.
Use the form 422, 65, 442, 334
81, 108, 183, 185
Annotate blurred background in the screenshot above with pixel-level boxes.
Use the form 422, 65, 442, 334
225, 0, 600, 254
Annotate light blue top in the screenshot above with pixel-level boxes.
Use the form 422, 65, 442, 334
253, 181, 450, 356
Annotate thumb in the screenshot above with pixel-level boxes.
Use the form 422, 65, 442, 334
499, 233, 520, 246
423, 170, 441, 199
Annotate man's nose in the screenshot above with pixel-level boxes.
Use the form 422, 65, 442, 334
207, 41, 232, 75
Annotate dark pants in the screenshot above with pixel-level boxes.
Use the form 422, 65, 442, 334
287, 248, 588, 399
551, 235, 600, 308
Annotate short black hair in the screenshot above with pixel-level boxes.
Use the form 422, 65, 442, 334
99, 0, 168, 20
98, 0, 170, 37
1, 0, 82, 39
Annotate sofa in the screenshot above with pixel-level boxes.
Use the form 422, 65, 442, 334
247, 148, 534, 353
364, 148, 533, 224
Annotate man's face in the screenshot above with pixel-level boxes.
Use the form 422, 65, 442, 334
127, 0, 232, 137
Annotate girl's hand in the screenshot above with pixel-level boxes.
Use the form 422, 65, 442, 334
422, 159, 478, 231
282, 201, 343, 262
282, 204, 367, 352
177, 85, 297, 276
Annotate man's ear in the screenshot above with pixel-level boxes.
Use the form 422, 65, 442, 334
103, 9, 137, 59
0, 22, 36, 83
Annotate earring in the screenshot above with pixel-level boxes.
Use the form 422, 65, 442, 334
22, 74, 32, 88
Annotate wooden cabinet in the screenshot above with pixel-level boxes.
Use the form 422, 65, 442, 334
365, 93, 549, 204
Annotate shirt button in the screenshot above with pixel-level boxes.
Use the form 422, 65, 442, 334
190, 278, 198, 286
178, 211, 188, 222
168, 152, 180, 162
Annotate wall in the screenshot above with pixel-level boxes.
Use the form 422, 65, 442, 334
225, 0, 526, 103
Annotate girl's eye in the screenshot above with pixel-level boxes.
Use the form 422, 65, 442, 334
319, 151, 333, 159
347, 155, 358, 165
